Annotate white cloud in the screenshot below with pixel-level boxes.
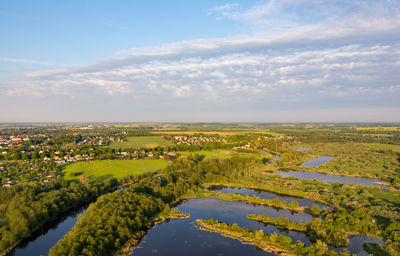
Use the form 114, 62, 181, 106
207, 3, 239, 16
0, 57, 49, 65
1, 0, 400, 121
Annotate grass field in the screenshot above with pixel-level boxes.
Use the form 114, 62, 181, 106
150, 131, 237, 136
360, 143, 400, 153
177, 149, 265, 160
107, 136, 173, 149
62, 159, 169, 183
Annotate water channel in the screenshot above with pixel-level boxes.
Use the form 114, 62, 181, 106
8, 205, 88, 256
274, 170, 393, 190
273, 155, 395, 190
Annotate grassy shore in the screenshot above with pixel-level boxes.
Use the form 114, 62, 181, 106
197, 219, 342, 256
247, 214, 307, 232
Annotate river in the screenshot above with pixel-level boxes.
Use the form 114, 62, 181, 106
7, 205, 88, 256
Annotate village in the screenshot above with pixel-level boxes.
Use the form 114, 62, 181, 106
163, 135, 227, 145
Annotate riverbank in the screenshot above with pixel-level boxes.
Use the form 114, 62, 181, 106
1, 184, 119, 256
113, 209, 189, 256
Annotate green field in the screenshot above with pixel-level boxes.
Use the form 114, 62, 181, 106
360, 143, 400, 153
177, 149, 265, 160
107, 136, 173, 149
62, 159, 169, 183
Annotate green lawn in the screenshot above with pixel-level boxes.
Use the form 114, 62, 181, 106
107, 136, 173, 149
360, 143, 400, 153
177, 149, 265, 160
62, 159, 169, 183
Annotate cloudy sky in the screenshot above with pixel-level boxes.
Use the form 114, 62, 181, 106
1, 0, 399, 122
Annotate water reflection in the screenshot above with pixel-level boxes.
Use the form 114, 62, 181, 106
296, 147, 311, 151
300, 156, 335, 167
132, 197, 313, 256
8, 205, 88, 256
209, 185, 326, 208
274, 170, 392, 189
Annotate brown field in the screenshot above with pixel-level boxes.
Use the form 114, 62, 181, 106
150, 131, 237, 136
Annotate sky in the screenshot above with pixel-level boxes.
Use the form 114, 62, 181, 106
1, 0, 400, 122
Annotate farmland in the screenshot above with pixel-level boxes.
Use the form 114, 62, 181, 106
177, 149, 266, 160
360, 143, 400, 153
62, 159, 169, 183
107, 136, 173, 149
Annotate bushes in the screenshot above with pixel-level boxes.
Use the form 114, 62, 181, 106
198, 219, 346, 256
247, 213, 307, 232
306, 208, 378, 247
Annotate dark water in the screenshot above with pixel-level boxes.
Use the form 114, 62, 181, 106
8, 205, 88, 256
347, 234, 385, 256
330, 234, 386, 255
274, 170, 392, 189
209, 185, 326, 209
261, 150, 280, 164
132, 197, 314, 256
133, 198, 385, 256
300, 156, 335, 167
273, 154, 280, 164
131, 218, 276, 256
296, 147, 311, 151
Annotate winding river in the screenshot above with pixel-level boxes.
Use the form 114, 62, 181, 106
274, 170, 393, 190
7, 205, 88, 256
273, 155, 395, 190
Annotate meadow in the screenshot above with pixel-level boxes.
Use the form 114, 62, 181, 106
150, 131, 237, 135
177, 149, 266, 160
62, 159, 169, 183
360, 143, 400, 153
107, 136, 173, 149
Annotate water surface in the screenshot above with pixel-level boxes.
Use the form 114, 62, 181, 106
347, 235, 385, 256
296, 147, 311, 151
209, 185, 326, 209
261, 150, 280, 164
274, 170, 392, 189
132, 197, 314, 256
300, 156, 335, 167
8, 205, 88, 256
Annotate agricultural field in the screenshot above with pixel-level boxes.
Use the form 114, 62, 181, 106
177, 149, 266, 160
62, 159, 169, 183
107, 136, 173, 149
150, 131, 237, 136
356, 127, 400, 131
360, 143, 400, 153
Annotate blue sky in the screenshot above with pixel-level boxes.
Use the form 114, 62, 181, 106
1, 0, 399, 122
